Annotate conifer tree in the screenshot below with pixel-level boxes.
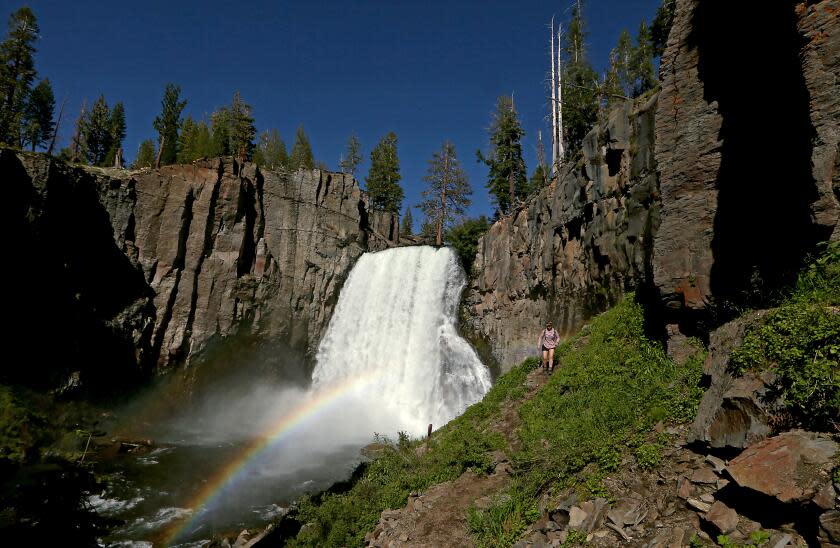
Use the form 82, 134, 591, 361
289, 125, 314, 171
365, 131, 403, 212
338, 133, 362, 176
529, 164, 548, 193
133, 139, 156, 169
478, 96, 527, 216
22, 78, 53, 151
612, 29, 634, 98
152, 83, 186, 166
401, 206, 414, 236
103, 101, 125, 166
82, 95, 112, 165
650, 0, 676, 58
632, 21, 656, 96
0, 7, 38, 146
561, 2, 599, 155
177, 116, 214, 163
420, 141, 472, 246
228, 91, 255, 161
210, 107, 230, 156
253, 128, 288, 170
445, 216, 490, 272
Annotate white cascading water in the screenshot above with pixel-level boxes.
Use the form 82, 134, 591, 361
312, 245, 492, 435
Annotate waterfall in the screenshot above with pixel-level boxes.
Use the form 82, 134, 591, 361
312, 246, 492, 435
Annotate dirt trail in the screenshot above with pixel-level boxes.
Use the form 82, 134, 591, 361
364, 367, 552, 548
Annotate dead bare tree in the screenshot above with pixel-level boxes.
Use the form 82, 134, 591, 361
47, 95, 68, 156
155, 135, 164, 169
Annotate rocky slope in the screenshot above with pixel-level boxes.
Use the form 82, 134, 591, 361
5, 149, 397, 391
464, 0, 840, 371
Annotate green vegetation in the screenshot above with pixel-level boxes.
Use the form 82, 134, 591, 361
469, 297, 704, 547
289, 125, 315, 170
445, 216, 490, 273
401, 206, 413, 236
339, 133, 362, 176
365, 131, 403, 213
729, 242, 840, 432
420, 141, 472, 246
716, 530, 771, 548
288, 365, 530, 547
152, 83, 187, 166
286, 295, 704, 547
478, 95, 528, 217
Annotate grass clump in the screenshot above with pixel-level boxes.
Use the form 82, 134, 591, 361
469, 295, 705, 547
729, 242, 840, 431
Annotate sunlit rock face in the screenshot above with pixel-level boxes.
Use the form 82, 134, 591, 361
5, 150, 397, 389
463, 95, 660, 371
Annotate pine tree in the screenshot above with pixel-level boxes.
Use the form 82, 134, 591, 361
253, 128, 288, 170
289, 125, 314, 171
210, 107, 230, 156
82, 95, 112, 165
177, 116, 213, 163
420, 141, 472, 246
103, 102, 125, 166
477, 96, 527, 216
561, 2, 599, 155
67, 100, 87, 163
0, 7, 38, 146
613, 29, 634, 98
401, 206, 414, 236
133, 139, 156, 169
338, 133, 362, 176
152, 83, 186, 166
632, 21, 656, 97
228, 91, 255, 161
365, 131, 403, 213
602, 49, 625, 110
22, 78, 53, 151
529, 164, 548, 193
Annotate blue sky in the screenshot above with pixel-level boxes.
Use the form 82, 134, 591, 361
9, 0, 659, 222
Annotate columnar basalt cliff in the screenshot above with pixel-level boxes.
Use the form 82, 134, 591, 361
654, 0, 839, 321
464, 0, 840, 371
5, 149, 396, 391
464, 94, 660, 369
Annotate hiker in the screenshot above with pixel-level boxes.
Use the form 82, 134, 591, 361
538, 321, 560, 373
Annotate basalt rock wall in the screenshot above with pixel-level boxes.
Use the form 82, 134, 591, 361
464, 0, 840, 371
4, 150, 396, 391
464, 95, 660, 370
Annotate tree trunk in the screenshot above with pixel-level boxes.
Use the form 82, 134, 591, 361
155, 135, 165, 169
550, 16, 558, 173
557, 26, 565, 163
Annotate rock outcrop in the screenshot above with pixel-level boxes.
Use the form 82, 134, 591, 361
5, 149, 396, 390
464, 94, 660, 369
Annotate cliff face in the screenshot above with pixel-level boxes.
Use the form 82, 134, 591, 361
464, 95, 660, 369
4, 150, 396, 391
464, 0, 840, 370
654, 0, 839, 320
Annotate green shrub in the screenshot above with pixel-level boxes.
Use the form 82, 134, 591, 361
729, 242, 840, 431
634, 443, 662, 470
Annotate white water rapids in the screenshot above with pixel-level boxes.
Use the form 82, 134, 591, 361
312, 245, 492, 435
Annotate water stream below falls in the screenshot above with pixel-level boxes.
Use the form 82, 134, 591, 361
96, 246, 491, 546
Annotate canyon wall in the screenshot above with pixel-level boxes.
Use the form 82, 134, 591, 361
4, 150, 396, 391
464, 94, 660, 368
464, 0, 840, 371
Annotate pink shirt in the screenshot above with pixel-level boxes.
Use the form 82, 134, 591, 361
540, 328, 560, 349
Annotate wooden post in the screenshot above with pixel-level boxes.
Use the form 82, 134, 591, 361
427, 424, 433, 438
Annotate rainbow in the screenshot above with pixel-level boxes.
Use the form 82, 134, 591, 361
160, 374, 376, 545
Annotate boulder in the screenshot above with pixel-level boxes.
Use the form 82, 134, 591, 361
726, 431, 838, 504
703, 501, 739, 535
820, 510, 840, 544
689, 312, 776, 449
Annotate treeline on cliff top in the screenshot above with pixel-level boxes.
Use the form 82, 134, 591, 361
0, 1, 673, 237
